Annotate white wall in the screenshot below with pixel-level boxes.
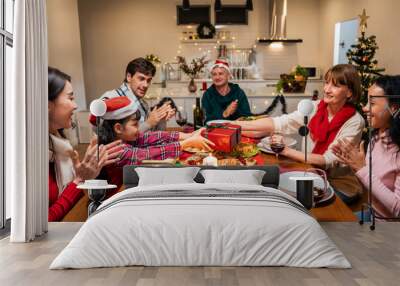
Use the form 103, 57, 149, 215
46, 0, 400, 105
319, 0, 400, 75
47, 0, 87, 110
77, 0, 274, 103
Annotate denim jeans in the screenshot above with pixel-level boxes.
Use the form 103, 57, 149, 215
355, 209, 372, 222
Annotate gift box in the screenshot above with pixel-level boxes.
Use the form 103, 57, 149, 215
202, 123, 242, 152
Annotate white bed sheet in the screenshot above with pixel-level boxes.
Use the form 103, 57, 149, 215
50, 183, 350, 269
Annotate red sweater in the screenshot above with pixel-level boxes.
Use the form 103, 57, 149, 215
48, 162, 83, 221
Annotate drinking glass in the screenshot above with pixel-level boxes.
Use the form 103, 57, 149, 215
175, 109, 188, 127
270, 132, 285, 159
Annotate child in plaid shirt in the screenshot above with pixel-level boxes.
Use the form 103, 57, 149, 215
90, 97, 213, 190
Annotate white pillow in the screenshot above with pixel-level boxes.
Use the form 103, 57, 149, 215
200, 169, 266, 185
135, 167, 200, 186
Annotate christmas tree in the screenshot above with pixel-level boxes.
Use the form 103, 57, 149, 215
347, 9, 385, 110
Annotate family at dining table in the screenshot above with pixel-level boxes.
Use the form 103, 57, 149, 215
48, 56, 400, 222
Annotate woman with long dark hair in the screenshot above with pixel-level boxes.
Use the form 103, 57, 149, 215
332, 75, 400, 218
48, 67, 122, 221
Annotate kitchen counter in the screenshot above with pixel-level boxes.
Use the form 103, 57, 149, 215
145, 87, 312, 99
147, 78, 323, 100
164, 78, 324, 83
145, 85, 321, 100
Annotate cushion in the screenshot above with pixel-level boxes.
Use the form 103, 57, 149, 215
200, 169, 266, 185
135, 167, 200, 186
123, 165, 280, 189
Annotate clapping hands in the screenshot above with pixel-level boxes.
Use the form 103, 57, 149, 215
331, 138, 366, 172
147, 102, 176, 127
69, 138, 123, 184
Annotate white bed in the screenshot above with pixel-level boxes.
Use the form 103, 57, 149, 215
50, 183, 350, 269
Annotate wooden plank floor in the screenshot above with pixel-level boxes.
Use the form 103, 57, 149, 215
0, 222, 399, 286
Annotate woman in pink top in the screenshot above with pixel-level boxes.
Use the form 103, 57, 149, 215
332, 75, 400, 219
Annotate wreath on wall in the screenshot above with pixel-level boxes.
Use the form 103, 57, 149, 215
197, 22, 216, 39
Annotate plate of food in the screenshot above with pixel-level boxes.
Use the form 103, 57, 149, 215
217, 158, 242, 166
141, 159, 177, 165
256, 142, 274, 154
279, 171, 335, 206
183, 154, 207, 166
182, 147, 210, 155
237, 115, 267, 121
258, 136, 297, 154
206, 119, 231, 126
243, 157, 257, 166
261, 136, 297, 148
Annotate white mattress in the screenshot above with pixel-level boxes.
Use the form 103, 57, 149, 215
50, 183, 351, 269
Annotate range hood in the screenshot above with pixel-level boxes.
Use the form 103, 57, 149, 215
258, 0, 302, 44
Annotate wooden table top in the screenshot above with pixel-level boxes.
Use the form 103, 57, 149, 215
62, 150, 356, 222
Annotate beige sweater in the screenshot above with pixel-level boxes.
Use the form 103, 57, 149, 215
272, 100, 365, 170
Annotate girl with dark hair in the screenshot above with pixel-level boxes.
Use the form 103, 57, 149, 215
332, 75, 400, 218
48, 67, 123, 221
90, 97, 214, 189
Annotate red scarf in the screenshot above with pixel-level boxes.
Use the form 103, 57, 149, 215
308, 101, 356, 155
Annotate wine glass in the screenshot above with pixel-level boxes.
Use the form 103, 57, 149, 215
270, 132, 285, 159
175, 109, 188, 127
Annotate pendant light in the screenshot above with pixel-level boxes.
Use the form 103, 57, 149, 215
246, 0, 253, 11
215, 0, 222, 12
182, 0, 190, 11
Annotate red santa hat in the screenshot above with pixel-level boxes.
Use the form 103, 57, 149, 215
89, 97, 138, 126
210, 59, 230, 74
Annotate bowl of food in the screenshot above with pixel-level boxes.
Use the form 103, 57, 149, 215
184, 154, 206, 166
217, 158, 242, 166
182, 147, 210, 156
313, 187, 325, 202
244, 157, 257, 166
234, 143, 259, 158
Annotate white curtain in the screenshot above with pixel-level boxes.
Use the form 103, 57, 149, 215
8, 0, 48, 242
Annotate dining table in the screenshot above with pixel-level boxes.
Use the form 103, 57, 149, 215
62, 148, 357, 223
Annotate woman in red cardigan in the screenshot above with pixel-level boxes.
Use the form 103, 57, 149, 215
48, 67, 123, 221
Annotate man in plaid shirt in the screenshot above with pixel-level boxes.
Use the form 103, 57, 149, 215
100, 57, 175, 132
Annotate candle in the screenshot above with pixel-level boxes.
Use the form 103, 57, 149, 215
203, 153, 218, 166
